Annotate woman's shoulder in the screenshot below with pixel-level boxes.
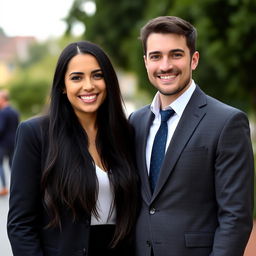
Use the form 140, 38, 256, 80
14, 115, 49, 154
18, 115, 49, 138
20, 115, 49, 128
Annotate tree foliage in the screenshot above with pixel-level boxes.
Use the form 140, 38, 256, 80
65, 0, 146, 68
17, 42, 49, 69
6, 36, 84, 120
9, 76, 50, 119
65, 0, 256, 113
172, 0, 256, 112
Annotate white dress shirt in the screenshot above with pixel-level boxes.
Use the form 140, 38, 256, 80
90, 165, 116, 225
146, 80, 196, 174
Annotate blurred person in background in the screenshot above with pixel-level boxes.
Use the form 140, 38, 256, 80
129, 16, 254, 256
7, 41, 139, 256
0, 89, 19, 196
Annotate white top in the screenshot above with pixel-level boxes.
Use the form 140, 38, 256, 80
90, 165, 116, 225
146, 80, 196, 173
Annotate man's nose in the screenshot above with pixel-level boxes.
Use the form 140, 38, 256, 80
159, 57, 173, 71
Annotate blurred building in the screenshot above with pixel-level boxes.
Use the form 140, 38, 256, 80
0, 35, 36, 85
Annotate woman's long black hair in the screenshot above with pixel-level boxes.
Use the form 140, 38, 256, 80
41, 41, 138, 246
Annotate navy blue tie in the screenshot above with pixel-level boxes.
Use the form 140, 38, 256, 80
149, 109, 174, 192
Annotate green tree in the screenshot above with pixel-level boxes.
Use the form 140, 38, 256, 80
65, 0, 146, 68
7, 36, 80, 119
9, 75, 50, 119
17, 42, 49, 69
168, 0, 256, 112
132, 0, 256, 112
64, 0, 256, 113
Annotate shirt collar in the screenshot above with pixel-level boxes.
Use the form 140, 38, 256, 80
150, 80, 196, 118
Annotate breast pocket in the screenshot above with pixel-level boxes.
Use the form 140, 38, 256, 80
183, 146, 208, 153
177, 146, 209, 174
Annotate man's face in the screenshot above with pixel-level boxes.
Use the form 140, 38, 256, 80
144, 33, 199, 107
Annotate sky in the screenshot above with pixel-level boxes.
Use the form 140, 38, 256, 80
0, 0, 75, 41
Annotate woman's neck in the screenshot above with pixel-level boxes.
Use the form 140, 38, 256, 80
78, 114, 106, 171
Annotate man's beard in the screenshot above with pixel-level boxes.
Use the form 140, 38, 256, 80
158, 76, 191, 96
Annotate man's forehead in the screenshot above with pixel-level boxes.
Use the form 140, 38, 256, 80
146, 33, 187, 49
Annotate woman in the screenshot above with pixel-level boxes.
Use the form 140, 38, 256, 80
7, 41, 139, 256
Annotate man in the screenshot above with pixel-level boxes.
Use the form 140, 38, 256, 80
129, 16, 254, 256
0, 89, 19, 196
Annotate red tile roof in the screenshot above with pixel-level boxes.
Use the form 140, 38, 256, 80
0, 35, 36, 62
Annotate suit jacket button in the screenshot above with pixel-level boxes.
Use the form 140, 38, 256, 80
146, 240, 152, 247
149, 208, 156, 214
85, 220, 90, 227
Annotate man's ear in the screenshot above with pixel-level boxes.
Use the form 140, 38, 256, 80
191, 51, 199, 70
144, 55, 148, 68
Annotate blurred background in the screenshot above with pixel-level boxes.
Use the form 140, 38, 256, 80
0, 0, 256, 255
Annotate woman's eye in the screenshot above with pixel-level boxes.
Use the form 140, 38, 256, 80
70, 76, 82, 81
93, 73, 104, 80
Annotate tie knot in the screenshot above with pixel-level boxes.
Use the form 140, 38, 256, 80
160, 109, 174, 122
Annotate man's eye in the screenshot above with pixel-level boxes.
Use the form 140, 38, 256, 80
149, 55, 160, 60
173, 53, 183, 58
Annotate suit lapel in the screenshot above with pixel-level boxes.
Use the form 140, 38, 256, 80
151, 86, 207, 202
136, 107, 154, 203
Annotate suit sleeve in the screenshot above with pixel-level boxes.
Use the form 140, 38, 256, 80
211, 111, 254, 256
7, 121, 44, 256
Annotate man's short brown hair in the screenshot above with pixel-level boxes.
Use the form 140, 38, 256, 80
140, 16, 197, 57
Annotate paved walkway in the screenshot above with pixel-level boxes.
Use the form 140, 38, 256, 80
0, 159, 12, 256
0, 195, 12, 256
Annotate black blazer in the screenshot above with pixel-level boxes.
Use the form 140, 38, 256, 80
129, 85, 254, 256
7, 116, 90, 256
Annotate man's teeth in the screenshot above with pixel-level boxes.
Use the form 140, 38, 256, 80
80, 95, 96, 100
159, 75, 176, 79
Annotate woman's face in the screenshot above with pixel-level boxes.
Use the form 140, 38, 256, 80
64, 53, 107, 120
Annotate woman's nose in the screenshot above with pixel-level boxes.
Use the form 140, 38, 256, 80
82, 78, 94, 90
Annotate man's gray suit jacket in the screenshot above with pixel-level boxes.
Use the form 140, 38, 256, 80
129, 85, 254, 256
